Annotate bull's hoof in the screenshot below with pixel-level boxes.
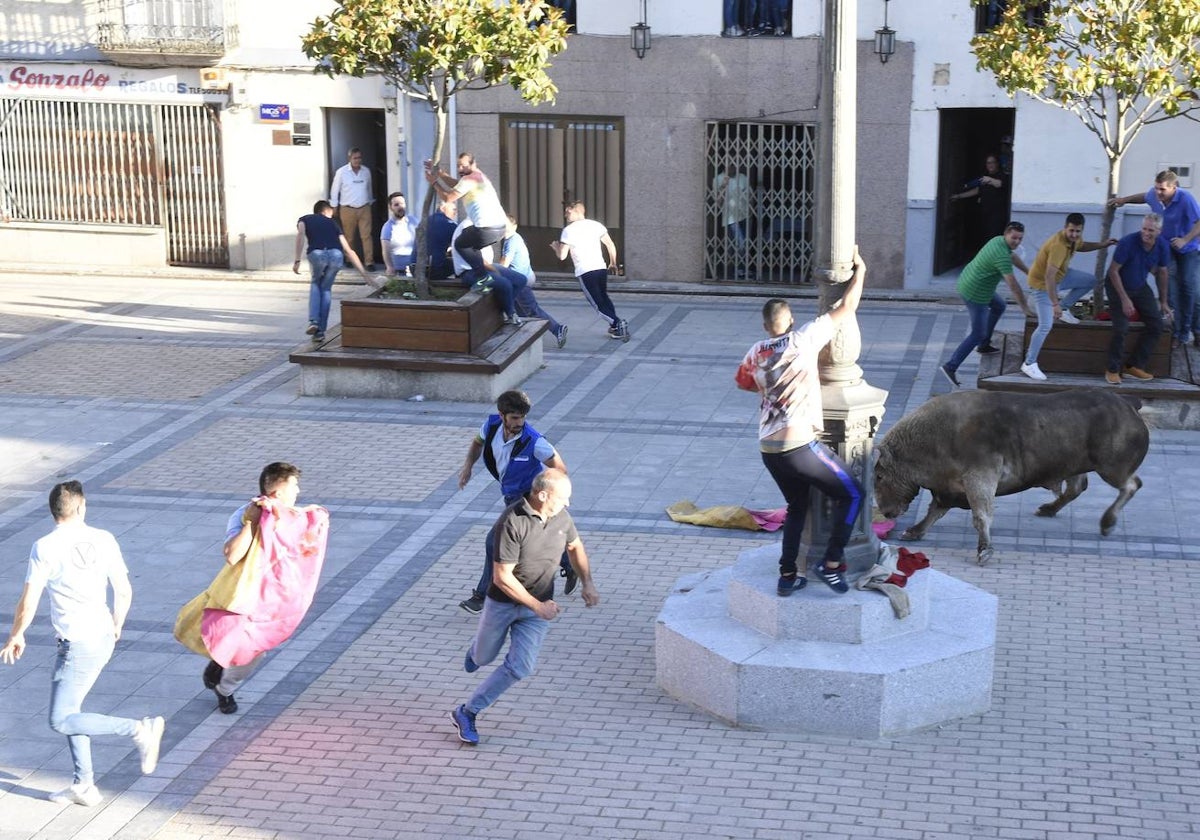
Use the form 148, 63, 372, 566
1035, 504, 1058, 517
1100, 520, 1116, 536
900, 528, 922, 541
975, 549, 994, 566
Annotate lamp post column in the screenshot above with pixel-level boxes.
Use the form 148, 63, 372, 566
804, 0, 889, 574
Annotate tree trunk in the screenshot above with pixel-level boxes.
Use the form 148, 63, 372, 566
411, 103, 450, 300
1091, 154, 1122, 316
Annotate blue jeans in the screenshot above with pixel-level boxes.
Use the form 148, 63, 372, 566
728, 220, 749, 276
389, 253, 414, 275
946, 293, 1005, 373
1025, 288, 1054, 365
1058, 268, 1097, 309
307, 248, 344, 332
1167, 250, 1200, 339
465, 598, 552, 715
50, 636, 138, 786
723, 0, 739, 27
513, 280, 563, 334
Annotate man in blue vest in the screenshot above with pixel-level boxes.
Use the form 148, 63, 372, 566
456, 390, 574, 613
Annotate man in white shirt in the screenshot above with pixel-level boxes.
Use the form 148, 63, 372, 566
380, 192, 418, 277
550, 201, 629, 341
734, 249, 867, 597
1, 481, 164, 807
329, 147, 376, 269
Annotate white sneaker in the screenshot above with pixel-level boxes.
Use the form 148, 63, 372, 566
1021, 362, 1047, 381
133, 715, 165, 774
50, 783, 103, 807
1059, 310, 1080, 325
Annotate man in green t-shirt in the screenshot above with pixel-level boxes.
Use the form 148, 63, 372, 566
940, 222, 1034, 387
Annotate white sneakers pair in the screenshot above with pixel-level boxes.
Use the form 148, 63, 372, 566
1021, 361, 1048, 381
1059, 309, 1081, 325
49, 716, 164, 808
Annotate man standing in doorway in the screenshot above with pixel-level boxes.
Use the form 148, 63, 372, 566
1, 481, 165, 807
450, 469, 599, 745
1110, 170, 1200, 348
551, 201, 629, 341
330, 147, 376, 269
426, 153, 509, 278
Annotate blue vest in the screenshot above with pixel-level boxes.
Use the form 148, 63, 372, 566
482, 414, 545, 501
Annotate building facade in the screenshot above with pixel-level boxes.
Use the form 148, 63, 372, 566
1, 0, 1196, 287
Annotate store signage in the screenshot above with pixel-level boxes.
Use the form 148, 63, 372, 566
259, 104, 290, 122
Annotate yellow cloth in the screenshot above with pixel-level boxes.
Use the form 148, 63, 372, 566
665, 501, 761, 531
173, 514, 263, 657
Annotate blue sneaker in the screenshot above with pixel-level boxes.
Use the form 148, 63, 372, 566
811, 561, 849, 594
776, 574, 807, 597
554, 324, 568, 349
451, 705, 479, 745
464, 650, 479, 673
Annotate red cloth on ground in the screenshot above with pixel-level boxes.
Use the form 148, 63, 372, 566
896, 547, 930, 577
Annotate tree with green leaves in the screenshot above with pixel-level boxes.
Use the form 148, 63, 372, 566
302, 0, 569, 295
971, 0, 1200, 307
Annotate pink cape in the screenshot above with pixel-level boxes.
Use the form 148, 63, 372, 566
200, 505, 329, 667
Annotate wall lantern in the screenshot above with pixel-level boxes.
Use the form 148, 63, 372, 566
631, 0, 651, 59
874, 0, 896, 64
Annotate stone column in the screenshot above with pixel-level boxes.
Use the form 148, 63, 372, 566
804, 0, 889, 575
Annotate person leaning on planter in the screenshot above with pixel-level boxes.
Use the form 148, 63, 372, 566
1103, 213, 1173, 385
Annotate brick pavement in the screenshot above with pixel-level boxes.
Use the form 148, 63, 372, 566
0, 272, 1197, 840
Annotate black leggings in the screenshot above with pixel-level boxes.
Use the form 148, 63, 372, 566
762, 440, 863, 577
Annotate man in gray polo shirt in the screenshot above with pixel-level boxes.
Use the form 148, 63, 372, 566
450, 469, 599, 745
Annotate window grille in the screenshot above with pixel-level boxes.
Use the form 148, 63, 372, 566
705, 120, 817, 284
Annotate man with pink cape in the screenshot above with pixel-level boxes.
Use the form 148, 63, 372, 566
175, 462, 329, 714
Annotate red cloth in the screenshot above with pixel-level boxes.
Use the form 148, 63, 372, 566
896, 547, 930, 577
201, 506, 329, 667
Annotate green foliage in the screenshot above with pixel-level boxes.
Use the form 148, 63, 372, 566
301, 0, 570, 109
971, 1, 1200, 153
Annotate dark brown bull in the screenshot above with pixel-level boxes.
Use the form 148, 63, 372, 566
873, 389, 1148, 565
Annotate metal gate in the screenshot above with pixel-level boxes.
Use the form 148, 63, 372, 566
500, 115, 623, 274
161, 103, 228, 267
0, 97, 228, 267
704, 121, 817, 284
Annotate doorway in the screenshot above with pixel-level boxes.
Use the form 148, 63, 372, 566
325, 108, 387, 266
934, 108, 1015, 275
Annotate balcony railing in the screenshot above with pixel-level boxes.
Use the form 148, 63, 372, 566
96, 0, 238, 66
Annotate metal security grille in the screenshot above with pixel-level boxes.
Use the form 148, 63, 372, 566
705, 121, 817, 284
0, 98, 160, 225
500, 115, 623, 273
162, 104, 227, 266
0, 97, 228, 267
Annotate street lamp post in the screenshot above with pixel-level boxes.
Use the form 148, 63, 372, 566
806, 0, 889, 574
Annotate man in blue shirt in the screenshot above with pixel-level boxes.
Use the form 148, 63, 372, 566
426, 200, 458, 281
499, 215, 568, 348
1110, 170, 1200, 347
456, 390, 575, 614
1103, 213, 1173, 384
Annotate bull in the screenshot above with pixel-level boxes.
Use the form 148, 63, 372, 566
873, 389, 1148, 565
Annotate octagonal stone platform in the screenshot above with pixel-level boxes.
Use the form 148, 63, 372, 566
655, 544, 998, 738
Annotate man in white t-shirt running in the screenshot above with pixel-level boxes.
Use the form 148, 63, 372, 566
1, 481, 164, 807
551, 201, 630, 341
